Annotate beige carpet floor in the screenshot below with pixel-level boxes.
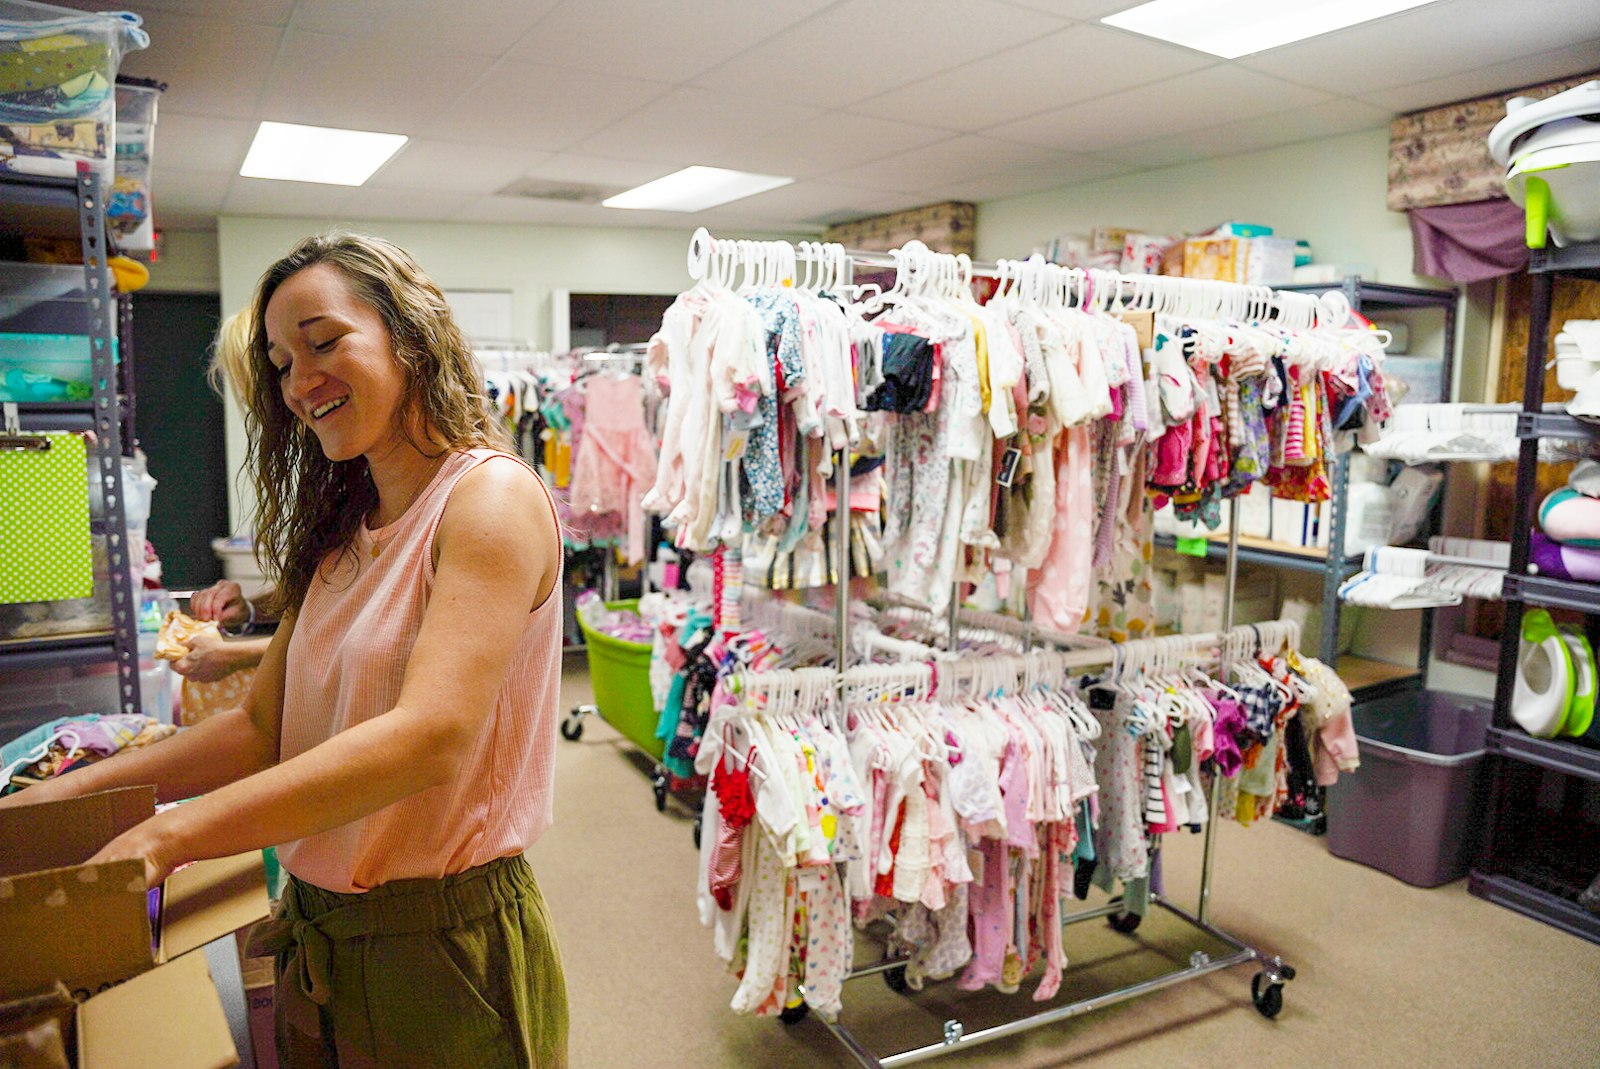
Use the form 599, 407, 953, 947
529, 657, 1600, 1069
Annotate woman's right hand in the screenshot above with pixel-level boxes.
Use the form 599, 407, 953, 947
191, 580, 249, 629
173, 630, 244, 682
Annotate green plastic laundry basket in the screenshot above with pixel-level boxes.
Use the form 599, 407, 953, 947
577, 599, 662, 759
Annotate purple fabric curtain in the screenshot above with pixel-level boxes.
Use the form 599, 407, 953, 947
1408, 198, 1528, 283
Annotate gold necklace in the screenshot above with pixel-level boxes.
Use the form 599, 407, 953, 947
369, 453, 448, 558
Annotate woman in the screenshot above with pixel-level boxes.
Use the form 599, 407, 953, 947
2, 233, 568, 1068
174, 311, 273, 683
175, 577, 272, 682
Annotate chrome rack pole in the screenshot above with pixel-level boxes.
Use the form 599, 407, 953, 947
947, 579, 960, 654
836, 447, 852, 674
836, 249, 855, 682
1198, 493, 1242, 927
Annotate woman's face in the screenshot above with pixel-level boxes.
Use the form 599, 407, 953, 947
264, 263, 410, 463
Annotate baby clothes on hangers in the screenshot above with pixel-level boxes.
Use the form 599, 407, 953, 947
569, 373, 658, 565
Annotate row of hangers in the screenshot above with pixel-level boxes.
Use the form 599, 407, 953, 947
687, 228, 880, 302
686, 231, 1390, 378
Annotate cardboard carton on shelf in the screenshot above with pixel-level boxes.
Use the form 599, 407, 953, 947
0, 785, 271, 1068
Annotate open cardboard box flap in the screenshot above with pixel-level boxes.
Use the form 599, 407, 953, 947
0, 786, 270, 1005
77, 952, 237, 1069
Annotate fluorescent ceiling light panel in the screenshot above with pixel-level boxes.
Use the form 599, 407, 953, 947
240, 121, 408, 186
603, 166, 793, 212
1101, 0, 1441, 59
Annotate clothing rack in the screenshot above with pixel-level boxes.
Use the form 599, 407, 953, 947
687, 227, 1344, 329
680, 230, 1315, 1065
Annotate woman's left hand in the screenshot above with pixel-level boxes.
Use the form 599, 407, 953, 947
86, 817, 178, 887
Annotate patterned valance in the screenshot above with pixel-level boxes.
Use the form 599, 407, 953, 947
823, 201, 975, 256
1388, 71, 1599, 211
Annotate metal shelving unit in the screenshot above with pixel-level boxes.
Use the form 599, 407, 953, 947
1151, 532, 1363, 575
1485, 726, 1600, 785
1155, 278, 1456, 713
0, 167, 142, 717
1473, 238, 1600, 944
1281, 277, 1459, 679
1469, 871, 1600, 944
1501, 573, 1600, 615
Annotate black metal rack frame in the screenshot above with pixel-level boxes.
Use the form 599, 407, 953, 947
1473, 239, 1600, 944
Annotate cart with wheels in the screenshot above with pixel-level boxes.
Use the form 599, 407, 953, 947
565, 599, 704, 834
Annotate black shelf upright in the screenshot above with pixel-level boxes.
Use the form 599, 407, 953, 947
1471, 239, 1600, 944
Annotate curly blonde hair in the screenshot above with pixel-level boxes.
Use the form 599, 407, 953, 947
206, 309, 255, 408
244, 232, 511, 615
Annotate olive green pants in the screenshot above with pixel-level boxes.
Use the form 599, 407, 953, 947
247, 855, 568, 1069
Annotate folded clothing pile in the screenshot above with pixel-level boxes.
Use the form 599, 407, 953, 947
0, 713, 174, 793
575, 590, 654, 643
1533, 460, 1600, 583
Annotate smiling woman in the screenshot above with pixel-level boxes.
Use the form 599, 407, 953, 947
246, 234, 519, 617
1, 233, 570, 1069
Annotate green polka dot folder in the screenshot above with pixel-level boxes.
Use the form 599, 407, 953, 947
0, 432, 94, 604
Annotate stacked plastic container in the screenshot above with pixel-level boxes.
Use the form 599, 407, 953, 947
0, 1, 148, 181
110, 80, 159, 250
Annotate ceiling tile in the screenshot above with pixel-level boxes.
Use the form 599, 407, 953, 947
850, 24, 1213, 132
344, 189, 480, 221
152, 169, 232, 216
995, 0, 1136, 16
108, 9, 281, 119
720, 113, 957, 180
511, 0, 834, 83
1357, 39, 1600, 113
573, 88, 825, 166
450, 197, 661, 227
1100, 98, 1393, 171
1237, 0, 1600, 96
154, 113, 256, 175
365, 141, 555, 195
823, 137, 1087, 194
223, 177, 354, 218
929, 155, 1138, 201
522, 154, 683, 190
260, 31, 488, 132
293, 0, 561, 58
702, 181, 917, 227
990, 66, 1333, 152
692, 0, 1070, 109
416, 61, 671, 152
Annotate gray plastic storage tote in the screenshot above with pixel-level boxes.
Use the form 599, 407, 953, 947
1326, 690, 1491, 888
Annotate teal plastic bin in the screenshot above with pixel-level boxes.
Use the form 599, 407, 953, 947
576, 599, 661, 759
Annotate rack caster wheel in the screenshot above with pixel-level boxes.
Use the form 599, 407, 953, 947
1108, 911, 1142, 934
883, 965, 909, 993
559, 706, 589, 742
652, 771, 669, 812
779, 1001, 810, 1025
693, 815, 703, 849
1251, 972, 1284, 1019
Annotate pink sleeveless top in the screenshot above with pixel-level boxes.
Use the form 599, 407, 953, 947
276, 449, 561, 893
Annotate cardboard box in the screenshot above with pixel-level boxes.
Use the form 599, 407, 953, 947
1182, 236, 1245, 282
78, 953, 236, 1069
0, 786, 270, 1068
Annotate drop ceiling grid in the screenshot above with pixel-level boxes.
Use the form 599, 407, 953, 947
30, 0, 1600, 228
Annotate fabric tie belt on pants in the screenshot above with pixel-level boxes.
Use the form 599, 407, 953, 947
245, 855, 526, 1038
